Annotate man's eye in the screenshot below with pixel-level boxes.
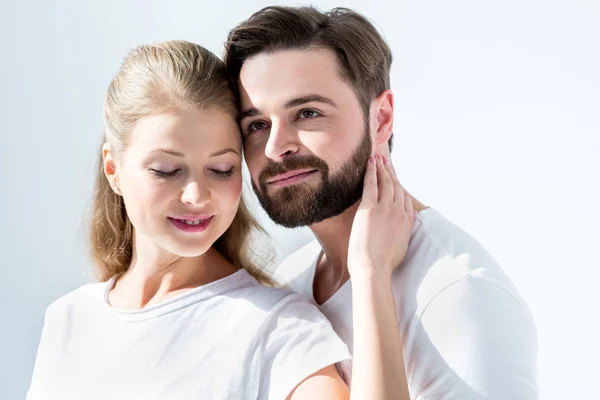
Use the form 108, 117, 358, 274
247, 121, 268, 133
299, 109, 321, 119
150, 169, 180, 179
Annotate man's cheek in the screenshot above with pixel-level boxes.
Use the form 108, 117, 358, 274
243, 149, 259, 172
250, 171, 262, 191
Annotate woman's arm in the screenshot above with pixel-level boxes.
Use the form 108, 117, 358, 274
288, 156, 412, 400
348, 155, 412, 400
350, 270, 409, 400
287, 365, 349, 400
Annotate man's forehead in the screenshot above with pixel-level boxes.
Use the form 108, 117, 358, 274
238, 48, 349, 108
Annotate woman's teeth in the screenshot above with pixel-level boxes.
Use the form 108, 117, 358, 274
179, 219, 203, 225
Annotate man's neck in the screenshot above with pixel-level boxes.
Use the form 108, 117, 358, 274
308, 196, 427, 305
309, 202, 360, 304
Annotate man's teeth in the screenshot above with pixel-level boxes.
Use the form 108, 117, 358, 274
180, 219, 203, 225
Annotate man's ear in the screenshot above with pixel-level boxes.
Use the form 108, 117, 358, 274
371, 89, 394, 147
102, 143, 122, 196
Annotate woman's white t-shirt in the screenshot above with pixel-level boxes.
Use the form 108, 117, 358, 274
27, 269, 350, 400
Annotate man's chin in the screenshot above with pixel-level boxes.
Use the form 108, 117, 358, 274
265, 204, 355, 228
266, 184, 315, 202
263, 210, 321, 228
258, 192, 360, 228
257, 194, 318, 228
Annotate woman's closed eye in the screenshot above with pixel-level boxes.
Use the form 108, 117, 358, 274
150, 168, 181, 179
210, 167, 235, 177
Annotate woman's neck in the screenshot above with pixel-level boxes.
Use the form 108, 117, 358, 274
107, 235, 237, 310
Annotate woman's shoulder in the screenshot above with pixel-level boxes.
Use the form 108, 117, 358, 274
227, 270, 323, 321
45, 280, 109, 320
234, 274, 350, 400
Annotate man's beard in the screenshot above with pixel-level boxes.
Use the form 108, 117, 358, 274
251, 127, 372, 228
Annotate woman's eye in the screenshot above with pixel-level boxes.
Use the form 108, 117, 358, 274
299, 109, 321, 119
211, 168, 234, 177
150, 169, 181, 179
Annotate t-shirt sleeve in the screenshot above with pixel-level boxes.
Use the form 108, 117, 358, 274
27, 303, 60, 400
410, 276, 538, 400
258, 292, 351, 400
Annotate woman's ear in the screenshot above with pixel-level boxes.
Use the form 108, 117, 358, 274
102, 143, 122, 196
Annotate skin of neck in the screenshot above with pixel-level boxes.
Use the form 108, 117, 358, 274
311, 196, 426, 267
108, 230, 236, 310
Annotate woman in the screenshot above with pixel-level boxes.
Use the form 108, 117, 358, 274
27, 40, 413, 399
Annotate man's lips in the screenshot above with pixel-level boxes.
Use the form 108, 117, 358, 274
266, 169, 318, 187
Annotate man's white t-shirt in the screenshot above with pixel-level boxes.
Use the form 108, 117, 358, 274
276, 208, 539, 399
27, 269, 350, 400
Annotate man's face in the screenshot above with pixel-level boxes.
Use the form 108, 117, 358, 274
238, 48, 373, 227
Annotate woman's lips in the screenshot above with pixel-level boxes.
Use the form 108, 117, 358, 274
168, 216, 214, 232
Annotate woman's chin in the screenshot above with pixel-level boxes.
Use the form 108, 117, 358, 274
157, 237, 214, 259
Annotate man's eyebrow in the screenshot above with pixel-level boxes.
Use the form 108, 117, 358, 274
285, 94, 338, 109
239, 108, 260, 121
239, 94, 339, 121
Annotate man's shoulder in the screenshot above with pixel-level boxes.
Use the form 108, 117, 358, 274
399, 210, 538, 398
273, 239, 322, 295
401, 208, 528, 319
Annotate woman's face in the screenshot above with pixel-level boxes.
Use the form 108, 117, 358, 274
104, 107, 243, 258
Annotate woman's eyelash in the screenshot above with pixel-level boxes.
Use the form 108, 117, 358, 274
212, 168, 234, 177
150, 169, 181, 179
150, 168, 233, 179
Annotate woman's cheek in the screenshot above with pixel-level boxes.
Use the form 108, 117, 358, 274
146, 184, 173, 206
221, 175, 243, 215
229, 174, 243, 204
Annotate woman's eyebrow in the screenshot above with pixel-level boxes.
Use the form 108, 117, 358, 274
209, 148, 240, 157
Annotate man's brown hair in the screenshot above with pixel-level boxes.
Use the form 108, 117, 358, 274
224, 6, 394, 149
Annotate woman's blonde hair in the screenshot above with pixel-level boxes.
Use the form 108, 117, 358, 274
90, 40, 272, 285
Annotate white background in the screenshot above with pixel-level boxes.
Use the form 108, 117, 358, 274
1, 0, 598, 398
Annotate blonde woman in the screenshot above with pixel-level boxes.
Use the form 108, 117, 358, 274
27, 41, 414, 399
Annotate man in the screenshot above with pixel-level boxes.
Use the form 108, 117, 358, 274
225, 6, 538, 399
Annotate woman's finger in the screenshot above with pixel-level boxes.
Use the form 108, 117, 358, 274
360, 156, 378, 208
405, 190, 414, 219
377, 156, 394, 204
384, 156, 404, 205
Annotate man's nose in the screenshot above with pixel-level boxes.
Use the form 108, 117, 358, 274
264, 120, 300, 161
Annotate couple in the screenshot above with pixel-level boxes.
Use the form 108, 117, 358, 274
27, 6, 538, 400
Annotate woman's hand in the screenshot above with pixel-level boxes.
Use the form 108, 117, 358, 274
348, 155, 415, 279
348, 155, 413, 399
